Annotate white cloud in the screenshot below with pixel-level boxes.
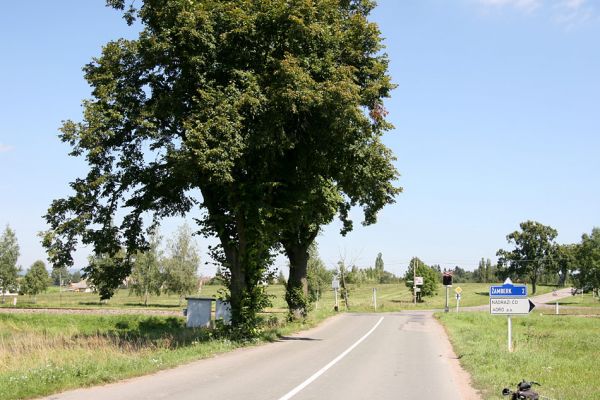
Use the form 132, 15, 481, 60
476, 0, 597, 26
555, 0, 594, 27
563, 0, 585, 10
478, 0, 541, 12
0, 143, 14, 153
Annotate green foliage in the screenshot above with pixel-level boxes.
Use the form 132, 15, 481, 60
130, 231, 164, 306
404, 257, 439, 299
375, 253, 384, 272
85, 251, 130, 300
163, 225, 200, 304
21, 261, 49, 301
70, 270, 82, 283
497, 220, 558, 294
0, 225, 20, 300
43, 0, 398, 334
306, 244, 333, 301
473, 258, 498, 283
276, 270, 286, 285
575, 228, 600, 290
50, 266, 69, 286
450, 265, 475, 283
285, 286, 311, 320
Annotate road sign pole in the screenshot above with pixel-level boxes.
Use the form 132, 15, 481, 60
413, 257, 417, 305
555, 301, 559, 315
334, 288, 338, 311
456, 296, 460, 313
445, 286, 449, 313
373, 288, 377, 310
508, 316, 513, 352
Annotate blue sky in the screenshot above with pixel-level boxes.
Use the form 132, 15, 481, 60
1, 0, 599, 277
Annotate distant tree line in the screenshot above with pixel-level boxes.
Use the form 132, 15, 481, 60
0, 224, 200, 306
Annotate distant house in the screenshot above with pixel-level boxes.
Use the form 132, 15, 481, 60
68, 279, 93, 293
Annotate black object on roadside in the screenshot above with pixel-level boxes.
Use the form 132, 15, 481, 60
501, 380, 540, 400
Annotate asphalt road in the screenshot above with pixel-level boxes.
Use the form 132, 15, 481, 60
43, 312, 478, 400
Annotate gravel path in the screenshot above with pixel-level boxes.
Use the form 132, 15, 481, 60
0, 307, 182, 317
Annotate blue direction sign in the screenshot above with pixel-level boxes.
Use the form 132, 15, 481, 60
490, 280, 527, 297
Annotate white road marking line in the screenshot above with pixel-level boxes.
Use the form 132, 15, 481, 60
277, 316, 385, 400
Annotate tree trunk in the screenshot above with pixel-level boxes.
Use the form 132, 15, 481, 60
285, 245, 309, 319
201, 188, 274, 334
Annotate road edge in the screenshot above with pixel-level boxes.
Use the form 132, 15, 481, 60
431, 313, 481, 400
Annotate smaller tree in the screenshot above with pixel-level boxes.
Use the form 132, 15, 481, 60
129, 231, 163, 306
163, 224, 200, 305
374, 253, 384, 283
306, 244, 333, 302
21, 260, 49, 303
404, 257, 438, 300
276, 270, 287, 285
0, 225, 20, 302
50, 266, 69, 286
70, 270, 82, 283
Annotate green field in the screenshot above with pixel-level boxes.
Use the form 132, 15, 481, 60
2, 282, 556, 313
437, 312, 600, 400
0, 309, 333, 400
0, 282, 593, 399
312, 282, 555, 312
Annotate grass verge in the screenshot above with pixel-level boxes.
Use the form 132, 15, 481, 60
0, 309, 334, 400
437, 312, 600, 400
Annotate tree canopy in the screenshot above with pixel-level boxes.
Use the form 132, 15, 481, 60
43, 0, 399, 332
575, 228, 600, 291
21, 260, 50, 302
497, 220, 558, 294
404, 257, 438, 299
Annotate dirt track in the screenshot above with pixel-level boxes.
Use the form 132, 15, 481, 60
0, 307, 182, 317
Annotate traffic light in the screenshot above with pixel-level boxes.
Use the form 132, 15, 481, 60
443, 272, 452, 286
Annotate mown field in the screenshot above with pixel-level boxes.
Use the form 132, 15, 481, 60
1, 282, 557, 312
550, 291, 600, 308
437, 312, 600, 400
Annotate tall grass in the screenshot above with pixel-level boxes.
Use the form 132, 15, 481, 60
0, 309, 334, 400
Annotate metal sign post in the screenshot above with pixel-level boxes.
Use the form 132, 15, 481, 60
507, 315, 512, 352
454, 287, 462, 313
332, 279, 340, 312
445, 286, 449, 313
489, 278, 534, 352
373, 288, 377, 310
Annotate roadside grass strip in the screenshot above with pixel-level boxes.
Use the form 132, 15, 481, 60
437, 312, 600, 400
0, 311, 332, 400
